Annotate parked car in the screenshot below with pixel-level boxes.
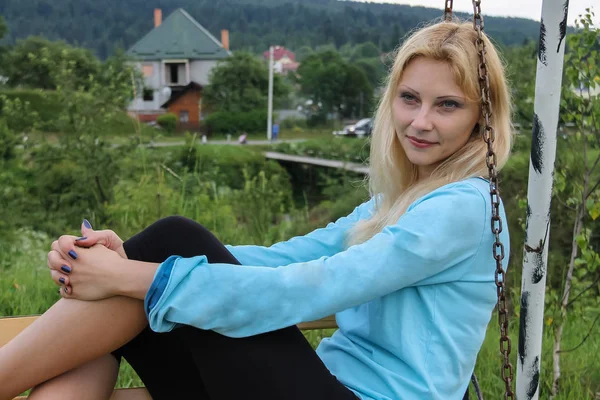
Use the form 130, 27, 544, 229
333, 118, 373, 137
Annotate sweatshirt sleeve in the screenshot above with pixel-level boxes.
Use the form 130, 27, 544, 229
145, 182, 487, 337
224, 198, 374, 266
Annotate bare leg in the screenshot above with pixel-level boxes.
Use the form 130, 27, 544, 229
0, 296, 147, 400
28, 354, 118, 400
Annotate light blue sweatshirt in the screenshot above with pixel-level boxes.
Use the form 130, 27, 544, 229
145, 177, 510, 400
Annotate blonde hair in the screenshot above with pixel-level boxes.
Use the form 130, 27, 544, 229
347, 20, 513, 247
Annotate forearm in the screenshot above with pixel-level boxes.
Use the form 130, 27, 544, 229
114, 259, 160, 300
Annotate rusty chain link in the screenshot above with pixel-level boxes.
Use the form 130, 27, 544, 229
444, 0, 454, 21
471, 1, 515, 398
444, 1, 514, 398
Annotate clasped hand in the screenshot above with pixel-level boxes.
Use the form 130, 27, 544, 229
47, 221, 127, 301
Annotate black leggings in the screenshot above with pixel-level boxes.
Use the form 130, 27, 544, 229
112, 216, 358, 400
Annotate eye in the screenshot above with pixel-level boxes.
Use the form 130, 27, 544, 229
440, 100, 461, 109
400, 92, 417, 103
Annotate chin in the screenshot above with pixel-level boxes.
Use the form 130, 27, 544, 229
405, 151, 435, 166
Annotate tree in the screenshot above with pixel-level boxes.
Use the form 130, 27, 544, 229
355, 57, 387, 89
387, 24, 405, 51
550, 11, 600, 397
0, 15, 7, 41
295, 45, 314, 63
351, 42, 380, 60
203, 52, 289, 113
340, 63, 374, 118
0, 0, 543, 60
2, 36, 100, 90
503, 41, 537, 129
0, 15, 8, 75
297, 50, 373, 119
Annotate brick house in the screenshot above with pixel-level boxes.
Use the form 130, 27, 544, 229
127, 8, 231, 129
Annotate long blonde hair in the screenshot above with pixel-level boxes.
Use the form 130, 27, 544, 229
347, 20, 513, 247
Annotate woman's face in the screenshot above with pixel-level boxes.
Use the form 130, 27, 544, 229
392, 57, 480, 180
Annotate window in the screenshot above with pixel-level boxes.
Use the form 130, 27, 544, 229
180, 110, 189, 123
166, 62, 186, 85
142, 64, 154, 77
143, 88, 154, 101
170, 65, 179, 85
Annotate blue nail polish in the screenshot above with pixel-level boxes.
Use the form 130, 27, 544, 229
68, 250, 78, 259
75, 236, 87, 241
64, 287, 68, 294
61, 265, 71, 273
59, 277, 66, 284
83, 219, 92, 229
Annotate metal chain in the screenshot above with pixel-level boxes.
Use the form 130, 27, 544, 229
444, 0, 454, 21
471, 1, 514, 398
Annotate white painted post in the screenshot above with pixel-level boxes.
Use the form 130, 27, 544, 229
516, 1, 569, 399
267, 46, 274, 141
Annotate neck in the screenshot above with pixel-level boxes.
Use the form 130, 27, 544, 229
417, 165, 434, 181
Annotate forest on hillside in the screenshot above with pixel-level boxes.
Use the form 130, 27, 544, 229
0, 0, 542, 58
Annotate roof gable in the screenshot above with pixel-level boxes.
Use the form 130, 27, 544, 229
263, 46, 296, 62
127, 9, 230, 61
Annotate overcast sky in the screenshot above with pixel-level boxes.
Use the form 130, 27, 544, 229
361, 1, 598, 24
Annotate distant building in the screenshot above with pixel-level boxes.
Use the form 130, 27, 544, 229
262, 46, 299, 75
127, 8, 231, 130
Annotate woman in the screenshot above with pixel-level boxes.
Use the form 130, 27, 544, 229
0, 19, 512, 400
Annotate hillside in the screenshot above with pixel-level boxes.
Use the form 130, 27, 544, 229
0, 0, 541, 58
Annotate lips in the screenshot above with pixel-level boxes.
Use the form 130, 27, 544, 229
407, 136, 437, 145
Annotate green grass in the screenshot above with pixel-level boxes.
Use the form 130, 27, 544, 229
1, 231, 598, 397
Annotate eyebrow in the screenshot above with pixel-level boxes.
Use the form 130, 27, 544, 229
399, 85, 466, 101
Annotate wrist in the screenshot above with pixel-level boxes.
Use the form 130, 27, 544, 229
117, 244, 128, 259
115, 259, 159, 300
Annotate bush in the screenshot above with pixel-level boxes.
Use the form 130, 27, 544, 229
0, 89, 62, 131
205, 110, 268, 135
156, 113, 177, 133
280, 117, 307, 130
307, 112, 327, 128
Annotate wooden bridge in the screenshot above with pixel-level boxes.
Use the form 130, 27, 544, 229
264, 151, 369, 174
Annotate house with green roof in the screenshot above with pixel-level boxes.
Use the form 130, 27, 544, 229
127, 8, 231, 129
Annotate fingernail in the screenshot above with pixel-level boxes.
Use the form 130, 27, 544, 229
83, 219, 92, 229
68, 250, 78, 259
75, 236, 87, 241
59, 277, 66, 284
64, 287, 69, 294
61, 265, 72, 273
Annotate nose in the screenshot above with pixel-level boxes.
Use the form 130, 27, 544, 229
411, 106, 434, 131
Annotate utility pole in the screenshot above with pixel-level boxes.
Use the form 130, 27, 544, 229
516, 1, 569, 398
267, 46, 274, 141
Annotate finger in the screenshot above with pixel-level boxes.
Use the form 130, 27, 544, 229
50, 270, 70, 287
47, 250, 72, 273
60, 285, 73, 298
73, 230, 104, 248
82, 219, 93, 232
50, 241, 70, 263
58, 235, 80, 260
76, 219, 95, 247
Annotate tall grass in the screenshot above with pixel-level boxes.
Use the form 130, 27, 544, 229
1, 229, 598, 397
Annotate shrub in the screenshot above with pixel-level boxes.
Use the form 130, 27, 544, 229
0, 89, 62, 131
280, 117, 307, 130
205, 110, 268, 135
307, 112, 327, 128
156, 113, 177, 133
